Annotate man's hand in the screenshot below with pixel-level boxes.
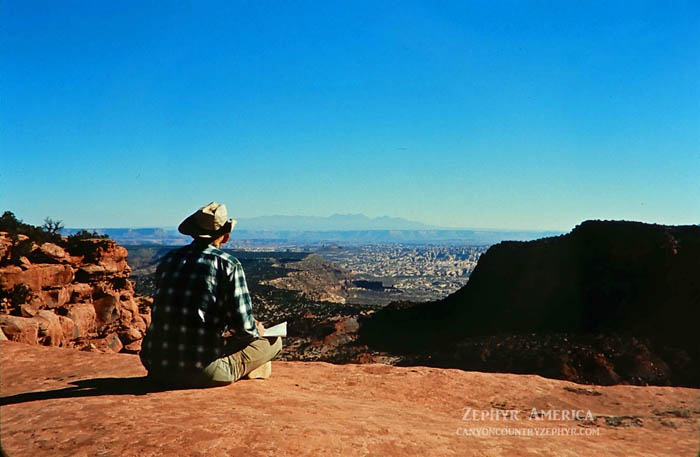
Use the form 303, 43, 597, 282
256, 320, 265, 337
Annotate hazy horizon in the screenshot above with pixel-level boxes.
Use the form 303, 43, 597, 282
5, 209, 695, 234
53, 212, 568, 233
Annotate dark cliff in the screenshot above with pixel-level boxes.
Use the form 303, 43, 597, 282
449, 220, 699, 343
361, 220, 700, 386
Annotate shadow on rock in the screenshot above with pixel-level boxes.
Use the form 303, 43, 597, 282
0, 376, 202, 406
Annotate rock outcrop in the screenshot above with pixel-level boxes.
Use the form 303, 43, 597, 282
261, 254, 354, 303
360, 220, 700, 387
0, 233, 151, 354
1, 341, 698, 457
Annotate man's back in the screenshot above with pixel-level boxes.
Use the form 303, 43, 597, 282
140, 240, 257, 372
139, 202, 279, 387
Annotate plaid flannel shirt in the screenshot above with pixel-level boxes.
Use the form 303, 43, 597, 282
140, 240, 259, 372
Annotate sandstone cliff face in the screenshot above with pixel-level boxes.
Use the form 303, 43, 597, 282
0, 233, 151, 353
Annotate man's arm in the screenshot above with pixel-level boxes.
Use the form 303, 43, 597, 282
230, 262, 260, 339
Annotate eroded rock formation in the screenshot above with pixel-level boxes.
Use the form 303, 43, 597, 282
261, 254, 354, 303
0, 233, 151, 353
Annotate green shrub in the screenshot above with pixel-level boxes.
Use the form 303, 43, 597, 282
0, 211, 62, 245
67, 229, 109, 241
65, 230, 110, 260
0, 284, 31, 306
9, 239, 34, 265
42, 217, 64, 235
0, 212, 111, 264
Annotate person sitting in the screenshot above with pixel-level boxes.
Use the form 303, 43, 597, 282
139, 202, 282, 387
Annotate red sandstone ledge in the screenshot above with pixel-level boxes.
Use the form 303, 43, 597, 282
1, 341, 698, 457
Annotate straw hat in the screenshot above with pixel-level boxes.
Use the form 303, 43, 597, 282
178, 202, 236, 238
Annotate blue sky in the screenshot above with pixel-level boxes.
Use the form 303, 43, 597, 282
2, 1, 698, 230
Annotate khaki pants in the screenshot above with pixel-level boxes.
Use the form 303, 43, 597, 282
204, 336, 282, 384
149, 337, 283, 388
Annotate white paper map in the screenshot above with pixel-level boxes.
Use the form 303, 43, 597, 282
263, 321, 287, 338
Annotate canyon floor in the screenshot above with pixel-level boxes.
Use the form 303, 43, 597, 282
1, 341, 698, 457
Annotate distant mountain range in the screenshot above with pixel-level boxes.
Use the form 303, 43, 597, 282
236, 214, 437, 231
65, 214, 562, 245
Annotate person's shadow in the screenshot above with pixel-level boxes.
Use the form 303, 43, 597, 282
0, 376, 197, 406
